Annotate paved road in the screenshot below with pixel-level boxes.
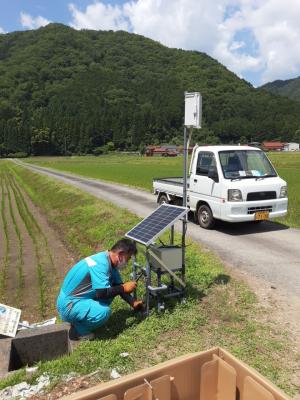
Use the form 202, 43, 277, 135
14, 160, 300, 327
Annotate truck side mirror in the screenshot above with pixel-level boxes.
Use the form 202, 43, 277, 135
208, 167, 219, 183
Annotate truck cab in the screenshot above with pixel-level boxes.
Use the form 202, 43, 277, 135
153, 145, 288, 229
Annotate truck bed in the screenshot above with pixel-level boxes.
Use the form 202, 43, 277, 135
153, 177, 189, 197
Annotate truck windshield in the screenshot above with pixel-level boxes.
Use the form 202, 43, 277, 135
219, 150, 277, 179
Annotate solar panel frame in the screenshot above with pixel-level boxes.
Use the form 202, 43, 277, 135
125, 204, 188, 246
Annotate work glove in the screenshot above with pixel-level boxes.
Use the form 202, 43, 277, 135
122, 281, 137, 293
132, 300, 144, 311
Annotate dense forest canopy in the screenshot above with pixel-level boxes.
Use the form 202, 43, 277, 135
0, 23, 300, 156
261, 76, 300, 102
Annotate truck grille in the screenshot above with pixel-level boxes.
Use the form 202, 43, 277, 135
247, 191, 276, 201
248, 206, 273, 214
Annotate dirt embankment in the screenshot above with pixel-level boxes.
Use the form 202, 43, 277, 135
0, 172, 74, 322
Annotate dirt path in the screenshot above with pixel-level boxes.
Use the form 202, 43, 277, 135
0, 168, 74, 323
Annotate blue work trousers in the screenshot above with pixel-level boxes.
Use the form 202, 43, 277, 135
57, 293, 112, 336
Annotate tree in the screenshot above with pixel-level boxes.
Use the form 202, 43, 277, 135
239, 135, 248, 145
31, 128, 50, 155
0, 23, 300, 155
106, 141, 115, 151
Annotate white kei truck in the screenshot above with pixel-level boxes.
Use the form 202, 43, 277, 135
153, 145, 288, 229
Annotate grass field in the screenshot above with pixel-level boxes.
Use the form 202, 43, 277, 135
27, 151, 300, 228
0, 161, 298, 397
268, 152, 300, 228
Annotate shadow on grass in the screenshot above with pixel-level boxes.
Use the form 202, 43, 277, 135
186, 273, 230, 299
94, 273, 230, 339
94, 308, 143, 340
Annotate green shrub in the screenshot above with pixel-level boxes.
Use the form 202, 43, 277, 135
7, 152, 28, 158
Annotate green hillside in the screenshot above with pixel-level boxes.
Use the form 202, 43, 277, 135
0, 23, 300, 156
261, 76, 300, 102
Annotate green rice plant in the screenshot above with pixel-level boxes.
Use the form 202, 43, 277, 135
25, 154, 180, 191
5, 175, 24, 306
268, 152, 300, 228
8, 170, 55, 269
0, 175, 9, 300
8, 173, 47, 316
37, 261, 46, 315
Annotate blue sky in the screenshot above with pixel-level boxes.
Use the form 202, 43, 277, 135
1, 0, 300, 87
0, 0, 109, 31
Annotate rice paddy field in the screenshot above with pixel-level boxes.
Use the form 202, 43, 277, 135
0, 161, 72, 321
26, 151, 300, 229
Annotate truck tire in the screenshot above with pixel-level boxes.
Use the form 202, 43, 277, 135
158, 194, 169, 205
197, 205, 215, 229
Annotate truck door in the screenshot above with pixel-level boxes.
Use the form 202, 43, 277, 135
189, 151, 222, 218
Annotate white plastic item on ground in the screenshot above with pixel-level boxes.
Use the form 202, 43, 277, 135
110, 369, 121, 379
18, 317, 57, 331
25, 366, 38, 374
0, 374, 50, 399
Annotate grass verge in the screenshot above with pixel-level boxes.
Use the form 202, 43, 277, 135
0, 161, 298, 396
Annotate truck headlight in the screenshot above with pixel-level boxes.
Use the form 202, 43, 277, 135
279, 186, 287, 198
228, 189, 243, 202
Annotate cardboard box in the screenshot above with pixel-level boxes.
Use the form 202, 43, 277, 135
64, 347, 291, 400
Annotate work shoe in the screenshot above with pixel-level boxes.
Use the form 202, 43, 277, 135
69, 324, 79, 340
78, 332, 95, 341
69, 325, 95, 341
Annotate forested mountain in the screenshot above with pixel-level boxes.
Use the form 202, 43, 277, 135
261, 76, 300, 102
0, 23, 300, 156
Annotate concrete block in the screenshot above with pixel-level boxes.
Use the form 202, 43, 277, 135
0, 338, 12, 377
11, 323, 70, 369
0, 323, 70, 376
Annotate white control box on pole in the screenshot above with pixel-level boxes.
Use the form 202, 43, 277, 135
184, 92, 202, 128
183, 92, 202, 208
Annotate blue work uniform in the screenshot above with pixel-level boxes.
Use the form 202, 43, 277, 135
57, 251, 122, 336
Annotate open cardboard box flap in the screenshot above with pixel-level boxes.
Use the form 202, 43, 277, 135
64, 347, 291, 400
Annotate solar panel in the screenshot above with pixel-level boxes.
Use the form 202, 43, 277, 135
125, 204, 188, 246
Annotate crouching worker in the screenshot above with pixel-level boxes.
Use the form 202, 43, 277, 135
57, 238, 143, 340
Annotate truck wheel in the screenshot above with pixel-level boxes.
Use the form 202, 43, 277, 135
197, 205, 215, 229
158, 194, 169, 205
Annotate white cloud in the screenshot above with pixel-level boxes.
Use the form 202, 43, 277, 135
124, 0, 225, 53
244, 0, 300, 83
68, 2, 129, 31
0, 26, 5, 34
20, 12, 51, 30
68, 0, 300, 85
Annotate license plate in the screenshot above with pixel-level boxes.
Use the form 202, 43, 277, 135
255, 211, 269, 220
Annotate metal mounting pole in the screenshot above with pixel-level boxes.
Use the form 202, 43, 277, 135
145, 249, 151, 316
183, 125, 188, 208
182, 125, 188, 282
170, 225, 174, 245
